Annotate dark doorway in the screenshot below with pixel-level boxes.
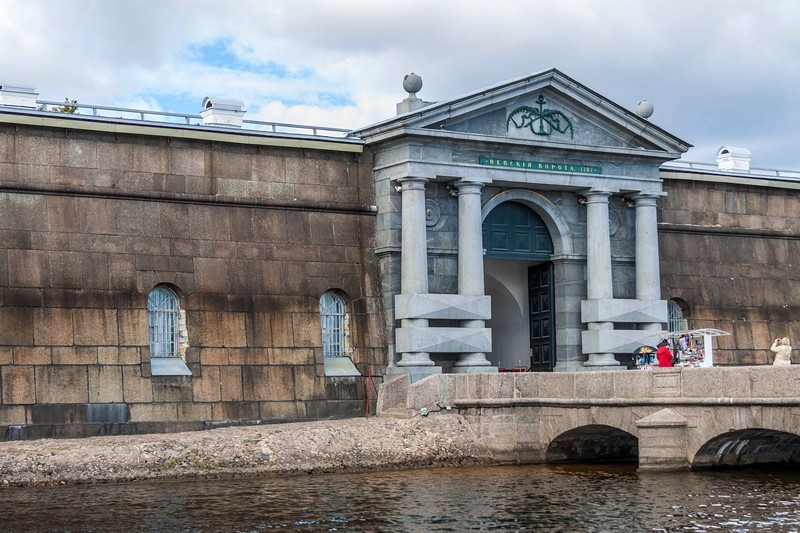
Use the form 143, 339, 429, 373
529, 263, 555, 371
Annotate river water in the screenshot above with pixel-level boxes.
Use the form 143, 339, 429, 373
2, 463, 800, 532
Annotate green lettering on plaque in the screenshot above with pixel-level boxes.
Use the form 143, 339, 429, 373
479, 156, 601, 174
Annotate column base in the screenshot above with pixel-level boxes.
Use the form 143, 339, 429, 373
450, 365, 499, 374
395, 352, 436, 367
577, 365, 627, 372
454, 352, 493, 367
583, 353, 620, 367
386, 365, 442, 384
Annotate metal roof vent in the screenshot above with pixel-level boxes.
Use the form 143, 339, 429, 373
0, 85, 39, 108
716, 146, 751, 172
200, 97, 246, 127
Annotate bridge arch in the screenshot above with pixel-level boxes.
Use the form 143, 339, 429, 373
546, 424, 638, 463
692, 428, 800, 468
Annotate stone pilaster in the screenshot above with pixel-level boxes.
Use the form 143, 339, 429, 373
388, 177, 441, 381
453, 180, 495, 373
582, 190, 619, 367
632, 192, 664, 332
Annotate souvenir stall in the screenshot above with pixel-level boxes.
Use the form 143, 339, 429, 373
633, 328, 730, 369
670, 328, 731, 367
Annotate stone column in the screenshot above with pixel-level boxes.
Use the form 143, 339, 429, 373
453, 180, 494, 371
395, 177, 435, 368
632, 193, 662, 332
583, 190, 618, 367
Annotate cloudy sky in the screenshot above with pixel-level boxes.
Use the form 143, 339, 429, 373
1, 0, 798, 168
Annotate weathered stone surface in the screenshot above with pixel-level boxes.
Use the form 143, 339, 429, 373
122, 365, 153, 403
259, 400, 303, 420
35, 366, 88, 404
219, 366, 243, 401
243, 366, 294, 401
291, 313, 321, 347
152, 378, 193, 402
0, 307, 33, 346
73, 309, 119, 346
270, 314, 294, 348
14, 347, 52, 365
222, 313, 247, 347
293, 365, 325, 401
575, 371, 615, 399
129, 403, 177, 422
539, 372, 575, 398
193, 366, 221, 402
681, 367, 751, 398
33, 308, 74, 346
177, 402, 212, 421
1, 365, 35, 404
52, 347, 98, 365
88, 365, 124, 403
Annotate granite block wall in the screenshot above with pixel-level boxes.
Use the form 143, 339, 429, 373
0, 122, 385, 439
659, 177, 800, 365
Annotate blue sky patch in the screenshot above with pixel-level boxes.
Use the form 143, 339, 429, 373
186, 38, 305, 79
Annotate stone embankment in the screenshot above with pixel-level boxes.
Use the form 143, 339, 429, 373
0, 416, 493, 487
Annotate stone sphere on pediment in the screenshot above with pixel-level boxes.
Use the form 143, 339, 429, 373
403, 73, 423, 94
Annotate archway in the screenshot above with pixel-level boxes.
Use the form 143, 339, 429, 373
546, 424, 639, 463
693, 429, 800, 469
482, 198, 555, 370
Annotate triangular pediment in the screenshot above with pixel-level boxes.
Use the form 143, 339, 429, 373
354, 69, 691, 156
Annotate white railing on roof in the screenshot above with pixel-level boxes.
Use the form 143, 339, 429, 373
34, 100, 354, 138
662, 160, 800, 182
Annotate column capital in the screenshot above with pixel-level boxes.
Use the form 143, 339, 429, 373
395, 176, 428, 191
579, 189, 614, 203
628, 191, 666, 206
451, 179, 484, 196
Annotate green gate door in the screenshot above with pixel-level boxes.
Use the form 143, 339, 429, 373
483, 201, 555, 371
482, 201, 553, 260
528, 263, 555, 372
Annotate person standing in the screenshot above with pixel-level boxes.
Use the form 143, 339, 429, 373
771, 337, 792, 366
656, 340, 674, 368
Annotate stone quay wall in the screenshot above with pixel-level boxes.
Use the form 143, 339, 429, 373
0, 119, 386, 440
379, 366, 800, 470
659, 173, 800, 365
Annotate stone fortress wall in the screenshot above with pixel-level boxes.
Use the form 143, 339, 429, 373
659, 169, 800, 365
0, 120, 385, 439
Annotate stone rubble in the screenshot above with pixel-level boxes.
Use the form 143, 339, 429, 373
0, 415, 495, 487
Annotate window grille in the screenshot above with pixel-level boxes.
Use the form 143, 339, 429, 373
320, 291, 346, 357
148, 287, 181, 358
667, 300, 684, 333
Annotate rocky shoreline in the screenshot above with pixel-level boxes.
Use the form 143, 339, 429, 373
0, 415, 495, 487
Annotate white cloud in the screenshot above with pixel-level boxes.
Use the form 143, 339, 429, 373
1, 0, 799, 167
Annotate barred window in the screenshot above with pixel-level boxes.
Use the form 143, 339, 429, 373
668, 299, 686, 333
320, 291, 346, 358
148, 286, 181, 358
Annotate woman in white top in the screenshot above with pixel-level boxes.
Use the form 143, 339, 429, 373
771, 337, 792, 366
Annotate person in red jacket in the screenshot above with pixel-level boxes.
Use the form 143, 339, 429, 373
656, 340, 674, 367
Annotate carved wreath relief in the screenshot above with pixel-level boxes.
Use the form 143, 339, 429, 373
507, 95, 574, 139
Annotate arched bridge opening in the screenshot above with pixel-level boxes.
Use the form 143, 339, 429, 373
546, 424, 638, 464
693, 429, 800, 469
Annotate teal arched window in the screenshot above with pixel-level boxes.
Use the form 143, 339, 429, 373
482, 201, 553, 260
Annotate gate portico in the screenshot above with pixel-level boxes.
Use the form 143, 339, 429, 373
353, 69, 691, 380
